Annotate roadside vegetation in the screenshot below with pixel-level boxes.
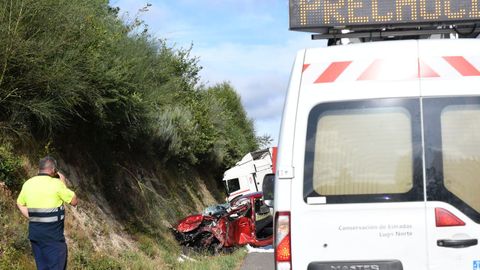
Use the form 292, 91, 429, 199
0, 0, 257, 170
0, 0, 258, 269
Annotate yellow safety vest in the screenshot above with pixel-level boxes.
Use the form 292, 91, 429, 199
17, 174, 75, 241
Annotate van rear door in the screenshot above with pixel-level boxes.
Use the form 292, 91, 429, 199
419, 39, 480, 270
423, 97, 480, 270
291, 41, 427, 269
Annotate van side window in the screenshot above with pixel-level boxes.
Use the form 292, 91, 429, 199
304, 99, 424, 203
425, 97, 480, 223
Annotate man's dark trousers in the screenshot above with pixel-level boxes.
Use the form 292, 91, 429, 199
30, 240, 67, 270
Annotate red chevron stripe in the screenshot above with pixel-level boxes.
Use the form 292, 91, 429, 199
358, 59, 384, 81
443, 56, 480, 76
314, 61, 351, 83
358, 59, 420, 81
418, 60, 440, 78
303, 64, 310, 72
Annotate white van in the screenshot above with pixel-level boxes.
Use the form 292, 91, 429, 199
272, 38, 480, 270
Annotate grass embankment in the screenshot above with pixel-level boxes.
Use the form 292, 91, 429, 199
0, 1, 257, 268
0, 157, 247, 269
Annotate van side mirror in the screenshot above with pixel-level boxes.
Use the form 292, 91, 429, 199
262, 174, 275, 207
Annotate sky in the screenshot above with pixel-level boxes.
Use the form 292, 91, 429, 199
110, 0, 326, 145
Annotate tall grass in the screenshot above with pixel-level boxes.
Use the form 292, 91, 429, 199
0, 185, 34, 269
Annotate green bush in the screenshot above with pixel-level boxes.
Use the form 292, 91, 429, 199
0, 144, 23, 191
0, 0, 259, 169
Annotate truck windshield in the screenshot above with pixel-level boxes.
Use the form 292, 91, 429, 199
225, 178, 240, 194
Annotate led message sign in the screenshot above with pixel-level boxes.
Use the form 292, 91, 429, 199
290, 0, 480, 31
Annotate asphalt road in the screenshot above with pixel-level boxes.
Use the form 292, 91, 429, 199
240, 252, 274, 270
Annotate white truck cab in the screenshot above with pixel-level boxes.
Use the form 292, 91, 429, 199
270, 1, 480, 270
223, 147, 277, 201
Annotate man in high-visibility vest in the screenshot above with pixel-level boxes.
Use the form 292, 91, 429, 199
17, 156, 78, 270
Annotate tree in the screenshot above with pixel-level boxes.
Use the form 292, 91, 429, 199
257, 134, 273, 149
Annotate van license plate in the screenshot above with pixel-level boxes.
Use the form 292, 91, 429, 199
307, 260, 403, 270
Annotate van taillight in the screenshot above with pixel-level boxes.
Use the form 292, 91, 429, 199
277, 234, 290, 261
275, 211, 291, 270
435, 207, 465, 227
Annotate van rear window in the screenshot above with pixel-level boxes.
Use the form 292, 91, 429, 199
425, 97, 480, 223
441, 105, 480, 213
312, 108, 412, 195
304, 99, 424, 203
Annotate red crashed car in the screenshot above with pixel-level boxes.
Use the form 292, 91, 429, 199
174, 192, 273, 253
